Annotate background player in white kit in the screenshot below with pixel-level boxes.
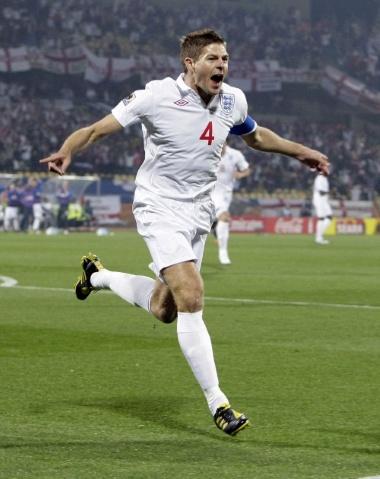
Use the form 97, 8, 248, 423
313, 173, 332, 244
41, 29, 329, 436
212, 142, 251, 264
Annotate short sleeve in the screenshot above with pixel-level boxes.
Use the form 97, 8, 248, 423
230, 88, 257, 136
233, 89, 249, 126
111, 88, 153, 128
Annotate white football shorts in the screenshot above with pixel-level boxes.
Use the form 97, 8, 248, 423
4, 206, 19, 222
212, 188, 232, 218
133, 191, 215, 276
313, 197, 332, 217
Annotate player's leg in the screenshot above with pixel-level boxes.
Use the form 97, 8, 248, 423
77, 253, 177, 323
321, 201, 332, 240
216, 211, 231, 264
5, 207, 20, 232
148, 280, 177, 323
315, 216, 325, 243
32, 204, 42, 233
214, 190, 232, 264
314, 199, 326, 243
321, 215, 332, 238
162, 260, 249, 434
315, 200, 331, 244
162, 261, 229, 412
3, 208, 11, 231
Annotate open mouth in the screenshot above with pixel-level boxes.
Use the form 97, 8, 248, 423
210, 74, 224, 86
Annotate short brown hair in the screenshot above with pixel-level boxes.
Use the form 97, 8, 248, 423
180, 29, 226, 72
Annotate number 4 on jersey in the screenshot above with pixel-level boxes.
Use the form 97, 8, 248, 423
199, 121, 215, 145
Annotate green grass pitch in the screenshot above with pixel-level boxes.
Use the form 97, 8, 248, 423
0, 231, 379, 479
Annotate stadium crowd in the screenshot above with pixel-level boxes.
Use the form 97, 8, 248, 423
232, 120, 380, 201
1, 0, 380, 203
1, 0, 379, 88
0, 83, 379, 201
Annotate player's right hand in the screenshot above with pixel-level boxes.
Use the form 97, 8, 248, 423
40, 152, 72, 176
298, 149, 330, 176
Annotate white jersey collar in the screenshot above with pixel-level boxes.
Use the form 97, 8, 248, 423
176, 74, 193, 94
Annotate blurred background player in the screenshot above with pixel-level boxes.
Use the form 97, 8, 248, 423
3, 183, 21, 232
313, 172, 332, 244
56, 181, 73, 233
20, 177, 40, 232
212, 142, 251, 264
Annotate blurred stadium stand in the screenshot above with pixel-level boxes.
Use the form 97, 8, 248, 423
0, 0, 379, 214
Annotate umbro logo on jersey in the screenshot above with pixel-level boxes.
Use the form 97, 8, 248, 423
174, 98, 189, 106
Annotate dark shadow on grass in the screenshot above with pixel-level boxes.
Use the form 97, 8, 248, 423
54, 397, 380, 454
17, 395, 251, 444
69, 395, 228, 441
0, 397, 256, 463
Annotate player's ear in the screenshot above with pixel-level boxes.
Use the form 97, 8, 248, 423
184, 57, 195, 73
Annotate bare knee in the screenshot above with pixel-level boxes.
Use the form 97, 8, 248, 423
150, 281, 177, 324
151, 303, 177, 323
175, 286, 203, 312
162, 261, 204, 313
168, 278, 203, 312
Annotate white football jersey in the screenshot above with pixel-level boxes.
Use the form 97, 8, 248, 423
313, 174, 329, 199
214, 145, 249, 193
112, 74, 255, 200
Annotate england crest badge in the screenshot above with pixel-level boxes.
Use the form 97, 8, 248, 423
219, 93, 235, 115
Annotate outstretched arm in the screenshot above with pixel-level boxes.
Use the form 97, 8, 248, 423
40, 114, 123, 175
242, 126, 330, 175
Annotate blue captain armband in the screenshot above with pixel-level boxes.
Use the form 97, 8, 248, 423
230, 115, 257, 136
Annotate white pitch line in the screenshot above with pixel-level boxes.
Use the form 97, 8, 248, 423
204, 296, 380, 311
14, 285, 74, 293
1, 283, 380, 311
0, 275, 18, 287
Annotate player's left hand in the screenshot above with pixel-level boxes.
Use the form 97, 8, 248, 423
298, 149, 330, 176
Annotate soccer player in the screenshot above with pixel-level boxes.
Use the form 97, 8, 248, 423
313, 173, 332, 244
212, 142, 251, 264
40, 29, 329, 436
4, 183, 21, 232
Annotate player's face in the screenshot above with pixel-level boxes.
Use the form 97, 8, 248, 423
186, 43, 229, 99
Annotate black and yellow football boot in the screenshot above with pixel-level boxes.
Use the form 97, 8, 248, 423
213, 404, 250, 436
74, 252, 104, 300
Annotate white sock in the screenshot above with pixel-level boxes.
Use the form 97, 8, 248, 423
90, 269, 155, 313
316, 218, 325, 240
177, 311, 228, 415
216, 220, 229, 252
322, 217, 332, 236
